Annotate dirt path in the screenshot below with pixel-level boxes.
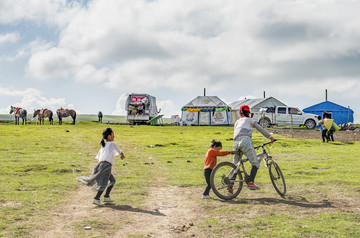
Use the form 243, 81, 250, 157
31, 176, 201, 238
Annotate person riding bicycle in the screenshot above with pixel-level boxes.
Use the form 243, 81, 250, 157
233, 105, 275, 190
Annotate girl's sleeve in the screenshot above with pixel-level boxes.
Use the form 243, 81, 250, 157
112, 143, 123, 155
214, 150, 231, 156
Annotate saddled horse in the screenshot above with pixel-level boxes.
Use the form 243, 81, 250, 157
9, 106, 27, 125
98, 111, 103, 123
33, 109, 53, 125
56, 108, 76, 125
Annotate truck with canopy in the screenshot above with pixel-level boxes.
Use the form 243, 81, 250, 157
125, 93, 160, 125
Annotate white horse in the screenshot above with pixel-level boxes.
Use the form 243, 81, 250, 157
9, 106, 27, 125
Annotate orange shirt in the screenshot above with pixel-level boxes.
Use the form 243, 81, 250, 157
204, 149, 231, 169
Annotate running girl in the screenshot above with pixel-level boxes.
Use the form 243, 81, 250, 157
77, 128, 125, 206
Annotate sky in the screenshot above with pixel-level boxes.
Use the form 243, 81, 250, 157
0, 0, 360, 122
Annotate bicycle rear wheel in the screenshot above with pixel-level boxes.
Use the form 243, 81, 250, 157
210, 162, 243, 200
268, 161, 286, 197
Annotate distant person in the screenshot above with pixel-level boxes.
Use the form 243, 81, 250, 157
202, 139, 233, 199
77, 128, 125, 206
317, 115, 328, 142
98, 111, 103, 123
233, 105, 275, 190
322, 114, 332, 142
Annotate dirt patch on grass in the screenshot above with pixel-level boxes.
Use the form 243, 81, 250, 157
26, 180, 360, 238
0, 201, 22, 208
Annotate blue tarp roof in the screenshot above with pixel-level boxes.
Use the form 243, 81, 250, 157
303, 101, 354, 124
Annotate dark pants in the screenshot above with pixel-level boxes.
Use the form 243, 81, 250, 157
203, 168, 212, 196
322, 129, 329, 142
327, 130, 334, 141
94, 173, 116, 200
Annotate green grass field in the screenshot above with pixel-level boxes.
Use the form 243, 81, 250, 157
0, 122, 359, 237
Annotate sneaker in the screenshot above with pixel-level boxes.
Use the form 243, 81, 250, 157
247, 182, 260, 190
227, 189, 233, 195
103, 197, 114, 203
93, 199, 104, 206
202, 195, 212, 199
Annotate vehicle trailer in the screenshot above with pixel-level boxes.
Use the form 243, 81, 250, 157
252, 106, 319, 129
125, 93, 159, 125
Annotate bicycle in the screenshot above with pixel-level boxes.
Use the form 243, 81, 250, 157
210, 140, 286, 200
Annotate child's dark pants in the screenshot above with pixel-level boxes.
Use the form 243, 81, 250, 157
94, 174, 116, 200
322, 129, 329, 142
203, 168, 212, 196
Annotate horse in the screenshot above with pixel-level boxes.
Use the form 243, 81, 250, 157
98, 111, 103, 123
9, 106, 27, 125
56, 108, 76, 125
33, 109, 53, 125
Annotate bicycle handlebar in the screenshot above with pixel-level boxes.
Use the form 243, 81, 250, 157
254, 139, 277, 149
232, 139, 277, 154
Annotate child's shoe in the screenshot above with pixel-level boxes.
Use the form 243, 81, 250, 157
227, 189, 233, 195
103, 197, 114, 203
202, 195, 212, 199
93, 199, 104, 206
247, 182, 260, 190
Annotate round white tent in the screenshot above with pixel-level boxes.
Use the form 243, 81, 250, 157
181, 96, 232, 126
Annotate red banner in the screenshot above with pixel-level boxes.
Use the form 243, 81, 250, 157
130, 96, 147, 104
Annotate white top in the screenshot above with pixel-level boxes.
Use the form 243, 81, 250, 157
234, 117, 271, 140
96, 141, 122, 164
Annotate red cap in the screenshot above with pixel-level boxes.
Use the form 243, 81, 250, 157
239, 105, 250, 113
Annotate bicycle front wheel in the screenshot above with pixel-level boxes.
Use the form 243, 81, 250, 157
268, 161, 286, 197
210, 162, 243, 200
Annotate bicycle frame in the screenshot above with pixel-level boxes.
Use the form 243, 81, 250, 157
210, 140, 286, 199
231, 141, 273, 183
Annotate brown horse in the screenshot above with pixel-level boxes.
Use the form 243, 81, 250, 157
33, 109, 53, 125
9, 106, 27, 125
56, 108, 76, 125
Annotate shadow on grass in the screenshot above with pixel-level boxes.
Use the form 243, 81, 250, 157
216, 196, 334, 209
102, 204, 166, 216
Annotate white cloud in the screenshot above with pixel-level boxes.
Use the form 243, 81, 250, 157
22, 0, 360, 92
0, 32, 20, 45
112, 93, 129, 115
0, 0, 83, 27
27, 47, 78, 80
156, 99, 178, 117
75, 64, 109, 83
0, 85, 75, 114
0, 85, 40, 96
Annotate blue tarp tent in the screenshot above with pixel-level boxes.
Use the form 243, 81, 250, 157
303, 101, 354, 125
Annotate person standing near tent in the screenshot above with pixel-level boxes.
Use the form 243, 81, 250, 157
327, 120, 340, 142
77, 128, 125, 206
322, 113, 340, 142
317, 115, 329, 142
233, 105, 275, 190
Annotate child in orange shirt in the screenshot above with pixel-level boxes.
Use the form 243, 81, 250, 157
203, 139, 233, 199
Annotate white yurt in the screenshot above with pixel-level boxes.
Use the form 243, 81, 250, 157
181, 96, 232, 126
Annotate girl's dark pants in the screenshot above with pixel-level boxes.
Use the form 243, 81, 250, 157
94, 174, 116, 200
203, 168, 212, 196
